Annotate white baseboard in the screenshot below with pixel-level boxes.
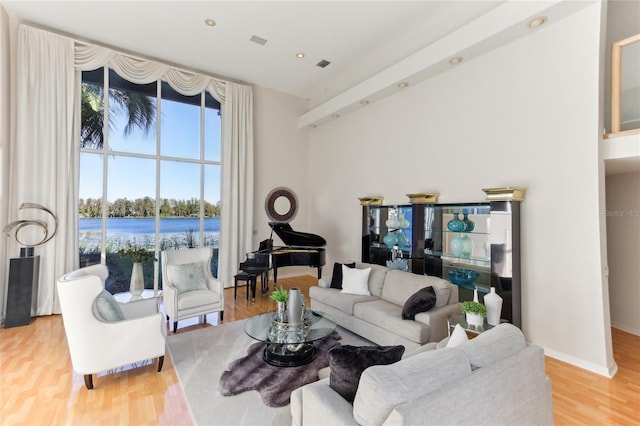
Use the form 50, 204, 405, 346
611, 322, 640, 336
543, 347, 618, 378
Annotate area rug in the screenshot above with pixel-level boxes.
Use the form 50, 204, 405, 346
167, 318, 372, 426
218, 331, 341, 407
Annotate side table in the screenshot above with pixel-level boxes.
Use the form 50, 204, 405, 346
447, 313, 506, 338
114, 289, 163, 317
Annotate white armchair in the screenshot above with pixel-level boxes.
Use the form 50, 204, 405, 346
57, 264, 166, 390
160, 247, 224, 333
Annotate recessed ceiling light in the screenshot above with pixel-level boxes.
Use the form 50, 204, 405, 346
527, 16, 547, 29
398, 82, 409, 88
296, 52, 305, 59
204, 18, 216, 27
360, 100, 370, 105
449, 56, 463, 65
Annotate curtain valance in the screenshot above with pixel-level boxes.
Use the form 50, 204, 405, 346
74, 42, 226, 102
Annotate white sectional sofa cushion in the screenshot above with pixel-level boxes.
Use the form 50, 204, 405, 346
310, 262, 461, 349
291, 323, 554, 426
353, 348, 472, 426
380, 269, 450, 308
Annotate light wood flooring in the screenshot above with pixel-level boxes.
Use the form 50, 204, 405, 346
1, 275, 638, 425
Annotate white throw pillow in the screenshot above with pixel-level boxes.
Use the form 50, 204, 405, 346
446, 324, 469, 348
93, 290, 125, 322
167, 261, 208, 293
340, 266, 371, 296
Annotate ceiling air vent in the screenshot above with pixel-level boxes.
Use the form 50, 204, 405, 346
250, 35, 268, 46
316, 59, 331, 68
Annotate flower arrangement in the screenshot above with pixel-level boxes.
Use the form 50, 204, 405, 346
117, 246, 156, 263
461, 301, 487, 317
270, 286, 289, 303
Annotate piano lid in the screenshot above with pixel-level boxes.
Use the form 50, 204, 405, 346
269, 222, 326, 248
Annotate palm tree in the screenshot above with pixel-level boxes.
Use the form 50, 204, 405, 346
81, 82, 156, 149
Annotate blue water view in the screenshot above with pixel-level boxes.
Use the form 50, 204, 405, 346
79, 217, 220, 249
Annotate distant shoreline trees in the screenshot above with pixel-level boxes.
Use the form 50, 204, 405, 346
79, 197, 220, 218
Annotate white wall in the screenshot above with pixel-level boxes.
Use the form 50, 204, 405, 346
606, 171, 640, 335
0, 6, 10, 321
252, 85, 310, 279
307, 4, 615, 375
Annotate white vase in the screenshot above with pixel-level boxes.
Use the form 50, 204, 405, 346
484, 287, 503, 326
130, 262, 144, 297
466, 312, 484, 328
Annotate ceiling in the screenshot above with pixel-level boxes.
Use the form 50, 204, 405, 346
5, 1, 637, 174
3, 0, 598, 127
2, 1, 502, 103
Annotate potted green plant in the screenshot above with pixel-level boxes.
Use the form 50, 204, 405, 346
461, 301, 487, 328
270, 286, 288, 321
117, 246, 156, 263
117, 246, 156, 297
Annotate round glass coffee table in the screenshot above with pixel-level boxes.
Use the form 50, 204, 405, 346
244, 310, 336, 367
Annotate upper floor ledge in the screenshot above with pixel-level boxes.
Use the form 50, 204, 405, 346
603, 131, 640, 175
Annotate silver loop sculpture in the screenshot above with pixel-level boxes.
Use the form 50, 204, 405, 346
3, 203, 58, 247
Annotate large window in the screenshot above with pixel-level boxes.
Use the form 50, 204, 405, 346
79, 68, 221, 294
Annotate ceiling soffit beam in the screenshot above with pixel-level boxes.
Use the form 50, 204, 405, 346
298, 0, 594, 129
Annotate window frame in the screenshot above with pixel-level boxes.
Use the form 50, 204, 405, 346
79, 67, 222, 291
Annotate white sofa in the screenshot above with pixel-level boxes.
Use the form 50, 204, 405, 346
291, 323, 553, 426
310, 262, 461, 349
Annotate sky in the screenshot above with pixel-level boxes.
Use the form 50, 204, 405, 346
79, 96, 222, 204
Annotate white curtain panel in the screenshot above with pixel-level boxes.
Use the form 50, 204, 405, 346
8, 24, 254, 317
8, 26, 77, 315
220, 84, 255, 288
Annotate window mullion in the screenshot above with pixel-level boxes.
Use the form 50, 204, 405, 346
100, 67, 109, 265
154, 80, 162, 292
200, 92, 205, 247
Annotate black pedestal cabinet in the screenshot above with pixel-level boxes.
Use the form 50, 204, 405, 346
4, 256, 40, 328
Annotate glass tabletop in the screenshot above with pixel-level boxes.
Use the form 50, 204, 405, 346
448, 313, 507, 335
244, 310, 336, 344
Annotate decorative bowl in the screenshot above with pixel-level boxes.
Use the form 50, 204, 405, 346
447, 268, 479, 286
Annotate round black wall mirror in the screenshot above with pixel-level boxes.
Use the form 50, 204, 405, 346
265, 187, 298, 223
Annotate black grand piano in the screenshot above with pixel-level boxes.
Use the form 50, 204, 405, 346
240, 222, 326, 289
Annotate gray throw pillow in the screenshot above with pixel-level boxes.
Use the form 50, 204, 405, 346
401, 286, 437, 320
93, 290, 125, 322
329, 345, 405, 403
167, 262, 208, 293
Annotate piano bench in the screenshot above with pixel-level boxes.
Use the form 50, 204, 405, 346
234, 273, 252, 300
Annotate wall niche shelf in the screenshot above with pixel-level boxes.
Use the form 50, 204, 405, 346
360, 189, 523, 328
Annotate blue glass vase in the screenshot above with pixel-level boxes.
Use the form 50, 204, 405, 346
462, 235, 474, 258
450, 236, 464, 257
383, 232, 398, 249
447, 213, 465, 232
396, 230, 408, 250
462, 213, 475, 232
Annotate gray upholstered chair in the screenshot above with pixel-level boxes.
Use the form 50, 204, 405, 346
160, 247, 224, 332
57, 264, 166, 389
